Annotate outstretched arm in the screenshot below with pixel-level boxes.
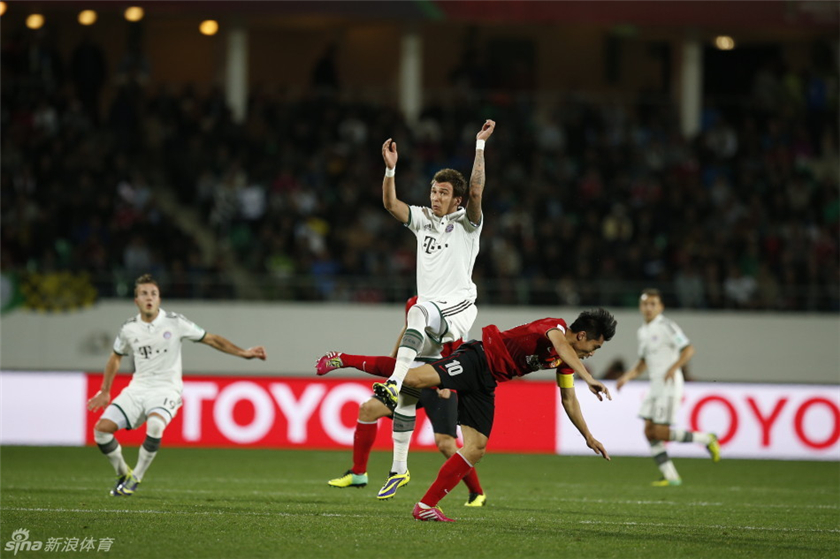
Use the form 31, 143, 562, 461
560, 386, 610, 461
548, 329, 612, 401
87, 352, 122, 411
617, 359, 646, 391
466, 120, 495, 226
201, 333, 267, 360
381, 138, 410, 224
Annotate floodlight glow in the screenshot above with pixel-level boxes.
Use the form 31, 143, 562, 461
199, 20, 219, 36
78, 10, 97, 26
26, 13, 44, 29
0, 2, 7, 17
124, 6, 144, 22
715, 36, 735, 51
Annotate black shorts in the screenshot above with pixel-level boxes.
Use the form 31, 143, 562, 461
430, 341, 497, 437
418, 388, 458, 438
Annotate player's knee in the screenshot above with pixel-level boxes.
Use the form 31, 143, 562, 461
435, 435, 458, 458
359, 399, 388, 422
644, 425, 658, 441
94, 418, 118, 434
93, 429, 118, 454
145, 414, 167, 439
460, 446, 485, 465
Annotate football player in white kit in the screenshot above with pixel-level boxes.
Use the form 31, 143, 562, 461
617, 289, 720, 486
87, 274, 267, 496
323, 120, 494, 499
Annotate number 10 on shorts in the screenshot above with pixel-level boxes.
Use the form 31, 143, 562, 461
444, 361, 463, 376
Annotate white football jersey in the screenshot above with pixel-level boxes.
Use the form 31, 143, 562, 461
406, 205, 481, 302
636, 314, 691, 384
113, 308, 206, 391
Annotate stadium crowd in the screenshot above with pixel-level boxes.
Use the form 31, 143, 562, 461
2, 32, 837, 311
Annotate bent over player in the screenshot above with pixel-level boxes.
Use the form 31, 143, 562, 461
371, 308, 618, 521
317, 297, 486, 505
87, 274, 267, 496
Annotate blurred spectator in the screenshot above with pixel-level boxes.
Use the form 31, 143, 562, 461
0, 33, 836, 310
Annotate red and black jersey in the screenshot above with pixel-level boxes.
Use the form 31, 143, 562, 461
481, 318, 571, 383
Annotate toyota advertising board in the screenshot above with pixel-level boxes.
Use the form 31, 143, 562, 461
1, 371, 838, 460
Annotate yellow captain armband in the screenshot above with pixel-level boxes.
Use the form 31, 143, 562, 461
557, 372, 575, 388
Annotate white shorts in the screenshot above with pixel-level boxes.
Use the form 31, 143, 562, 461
639, 377, 684, 425
427, 300, 477, 344
106, 384, 182, 430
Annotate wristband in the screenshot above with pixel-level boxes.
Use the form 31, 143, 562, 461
385, 167, 396, 177
476, 139, 486, 150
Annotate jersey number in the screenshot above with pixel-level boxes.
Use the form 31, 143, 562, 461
444, 361, 463, 376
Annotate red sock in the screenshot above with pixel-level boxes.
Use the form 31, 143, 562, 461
352, 421, 378, 474
341, 354, 396, 378
420, 453, 473, 507
461, 468, 483, 495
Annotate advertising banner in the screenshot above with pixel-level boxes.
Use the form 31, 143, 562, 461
2, 371, 838, 461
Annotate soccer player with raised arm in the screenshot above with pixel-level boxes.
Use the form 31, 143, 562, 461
317, 296, 486, 506
86, 274, 267, 496
616, 289, 720, 486
328, 120, 494, 499
383, 308, 617, 522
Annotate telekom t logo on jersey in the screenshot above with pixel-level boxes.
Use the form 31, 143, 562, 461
423, 236, 446, 254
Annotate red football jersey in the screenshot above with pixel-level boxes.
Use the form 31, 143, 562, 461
481, 318, 572, 383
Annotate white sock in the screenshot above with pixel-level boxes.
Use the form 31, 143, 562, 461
94, 431, 129, 476
391, 392, 419, 474
133, 447, 156, 481
388, 307, 431, 391
134, 414, 166, 481
650, 441, 680, 481
670, 429, 712, 445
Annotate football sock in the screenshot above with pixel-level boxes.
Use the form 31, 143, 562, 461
388, 307, 430, 391
462, 468, 484, 495
134, 415, 166, 481
352, 420, 378, 474
420, 451, 474, 507
340, 354, 396, 378
94, 430, 129, 476
650, 441, 680, 481
133, 446, 157, 481
391, 392, 419, 475
670, 429, 712, 445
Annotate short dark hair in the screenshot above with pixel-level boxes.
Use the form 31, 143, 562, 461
641, 288, 662, 301
134, 274, 160, 296
431, 168, 468, 200
569, 308, 617, 342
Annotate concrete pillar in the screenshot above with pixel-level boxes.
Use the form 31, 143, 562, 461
679, 39, 703, 140
399, 27, 423, 126
225, 24, 248, 124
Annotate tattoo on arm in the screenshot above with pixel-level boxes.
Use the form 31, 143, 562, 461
470, 152, 485, 193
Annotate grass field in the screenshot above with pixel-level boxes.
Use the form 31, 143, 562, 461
1, 446, 838, 559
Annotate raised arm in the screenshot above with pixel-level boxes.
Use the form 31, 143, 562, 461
466, 120, 495, 226
201, 333, 267, 360
547, 328, 611, 401
87, 352, 123, 411
381, 138, 410, 224
560, 386, 610, 461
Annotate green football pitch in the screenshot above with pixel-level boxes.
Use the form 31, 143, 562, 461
1, 446, 837, 559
